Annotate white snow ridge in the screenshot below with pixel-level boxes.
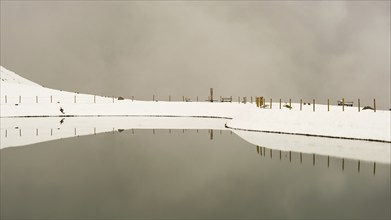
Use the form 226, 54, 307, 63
0, 66, 390, 163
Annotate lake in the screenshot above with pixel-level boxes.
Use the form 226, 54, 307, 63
0, 118, 390, 219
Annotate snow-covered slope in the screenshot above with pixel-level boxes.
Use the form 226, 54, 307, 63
0, 66, 41, 87
1, 66, 390, 144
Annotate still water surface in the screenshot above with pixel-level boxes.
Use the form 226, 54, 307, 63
1, 129, 390, 219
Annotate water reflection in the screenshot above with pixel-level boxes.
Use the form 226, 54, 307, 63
1, 118, 390, 219
1, 117, 390, 164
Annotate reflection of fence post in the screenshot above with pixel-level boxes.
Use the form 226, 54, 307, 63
5, 95, 7, 104
373, 98, 376, 112
36, 128, 38, 136
358, 98, 360, 112
313, 99, 315, 112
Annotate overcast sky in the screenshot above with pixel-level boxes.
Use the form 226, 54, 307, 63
1, 1, 390, 108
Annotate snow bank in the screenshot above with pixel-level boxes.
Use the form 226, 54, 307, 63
1, 66, 390, 143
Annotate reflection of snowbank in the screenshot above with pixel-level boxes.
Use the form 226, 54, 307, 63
0, 117, 230, 149
234, 130, 390, 164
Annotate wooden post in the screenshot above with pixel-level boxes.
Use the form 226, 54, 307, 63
327, 156, 330, 168
51, 128, 53, 136
270, 98, 272, 109
358, 98, 360, 112
270, 149, 272, 158
36, 96, 38, 103
342, 98, 345, 112
327, 99, 330, 112
289, 151, 292, 162
300, 152, 302, 164
210, 129, 213, 140
210, 88, 213, 102
313, 99, 315, 112
313, 154, 315, 166
279, 98, 281, 109
300, 99, 302, 111
51, 95, 53, 103
36, 128, 38, 136
373, 98, 376, 112
373, 162, 376, 175
342, 158, 345, 171
289, 98, 291, 107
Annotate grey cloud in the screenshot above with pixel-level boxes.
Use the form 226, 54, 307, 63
1, 1, 389, 108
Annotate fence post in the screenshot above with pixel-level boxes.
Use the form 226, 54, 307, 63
342, 98, 344, 112
358, 98, 360, 112
313, 99, 315, 112
374, 98, 376, 112
270, 98, 272, 109
51, 95, 53, 103
279, 98, 282, 109
289, 98, 291, 107
327, 98, 330, 112
300, 99, 302, 111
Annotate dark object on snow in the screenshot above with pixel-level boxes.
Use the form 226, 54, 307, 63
118, 96, 125, 100
362, 106, 374, 110
60, 118, 65, 124
338, 100, 354, 106
60, 107, 65, 114
118, 129, 124, 132
283, 104, 292, 109
15, 104, 18, 106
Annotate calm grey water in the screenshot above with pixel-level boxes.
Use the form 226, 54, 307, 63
1, 129, 390, 219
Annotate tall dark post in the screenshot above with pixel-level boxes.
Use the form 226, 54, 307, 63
210, 88, 213, 102
373, 98, 376, 112
313, 99, 315, 112
358, 160, 361, 173
342, 98, 345, 112
327, 99, 330, 112
210, 129, 214, 140
358, 98, 360, 112
279, 98, 282, 109
300, 99, 302, 111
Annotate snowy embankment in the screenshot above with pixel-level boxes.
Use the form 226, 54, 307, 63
1, 66, 390, 143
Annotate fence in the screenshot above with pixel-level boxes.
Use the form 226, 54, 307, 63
0, 94, 382, 113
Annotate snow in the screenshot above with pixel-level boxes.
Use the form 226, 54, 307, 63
0, 66, 390, 163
